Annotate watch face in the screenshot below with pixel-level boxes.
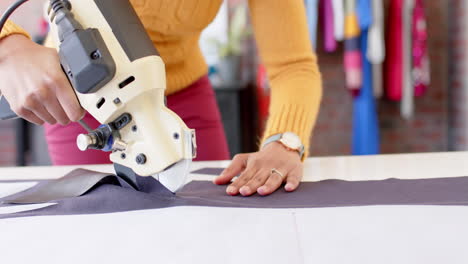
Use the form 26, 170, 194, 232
280, 132, 302, 150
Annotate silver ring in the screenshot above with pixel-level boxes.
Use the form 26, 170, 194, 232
271, 168, 285, 179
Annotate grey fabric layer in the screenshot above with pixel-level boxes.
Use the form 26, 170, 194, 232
2, 168, 468, 220
191, 167, 225, 176
2, 169, 120, 204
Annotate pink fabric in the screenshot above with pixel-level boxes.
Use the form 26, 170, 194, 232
412, 0, 429, 97
322, 0, 337, 52
384, 0, 403, 101
344, 51, 363, 68
344, 51, 363, 92
44, 76, 230, 165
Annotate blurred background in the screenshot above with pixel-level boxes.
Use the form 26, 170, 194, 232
0, 0, 464, 166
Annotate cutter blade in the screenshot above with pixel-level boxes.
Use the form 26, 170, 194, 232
153, 158, 192, 193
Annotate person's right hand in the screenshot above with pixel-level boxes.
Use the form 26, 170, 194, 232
0, 34, 84, 125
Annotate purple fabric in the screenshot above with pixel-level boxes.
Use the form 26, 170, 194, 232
2, 169, 468, 220
345, 36, 361, 51
322, 0, 337, 52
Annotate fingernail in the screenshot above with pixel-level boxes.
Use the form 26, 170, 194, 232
285, 183, 294, 192
240, 186, 251, 196
257, 186, 267, 195
226, 186, 236, 195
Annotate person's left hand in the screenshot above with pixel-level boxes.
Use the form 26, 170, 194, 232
213, 142, 303, 196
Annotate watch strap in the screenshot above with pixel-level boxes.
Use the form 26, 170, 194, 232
262, 133, 305, 159
261, 134, 282, 148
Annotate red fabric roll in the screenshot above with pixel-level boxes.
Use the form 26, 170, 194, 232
384, 0, 404, 101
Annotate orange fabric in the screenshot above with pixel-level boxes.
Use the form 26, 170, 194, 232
344, 14, 360, 38
2, 0, 322, 157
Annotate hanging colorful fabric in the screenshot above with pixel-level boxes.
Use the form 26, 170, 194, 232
357, 0, 373, 29
384, 0, 404, 101
322, 0, 338, 52
305, 0, 320, 50
344, 0, 362, 95
401, 0, 416, 119
352, 0, 380, 155
412, 0, 430, 97
367, 0, 385, 98
331, 0, 345, 41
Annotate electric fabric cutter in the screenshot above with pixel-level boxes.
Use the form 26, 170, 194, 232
0, 0, 197, 192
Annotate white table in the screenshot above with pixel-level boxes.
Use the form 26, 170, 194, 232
1, 152, 468, 264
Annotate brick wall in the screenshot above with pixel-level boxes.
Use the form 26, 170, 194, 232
448, 0, 468, 150
310, 0, 450, 156
0, 120, 16, 166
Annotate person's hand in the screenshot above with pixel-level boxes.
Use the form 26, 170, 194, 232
214, 142, 303, 196
0, 34, 84, 125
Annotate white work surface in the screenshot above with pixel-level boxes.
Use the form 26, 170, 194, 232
1, 152, 468, 264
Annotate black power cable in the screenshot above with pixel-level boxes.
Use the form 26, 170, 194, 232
0, 0, 30, 35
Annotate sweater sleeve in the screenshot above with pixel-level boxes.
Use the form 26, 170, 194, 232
248, 0, 322, 159
0, 20, 30, 40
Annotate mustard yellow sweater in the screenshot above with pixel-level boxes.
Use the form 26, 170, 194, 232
1, 0, 322, 157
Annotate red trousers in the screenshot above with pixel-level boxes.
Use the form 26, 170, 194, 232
44, 76, 230, 165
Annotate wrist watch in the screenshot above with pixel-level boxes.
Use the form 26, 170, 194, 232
262, 132, 305, 159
